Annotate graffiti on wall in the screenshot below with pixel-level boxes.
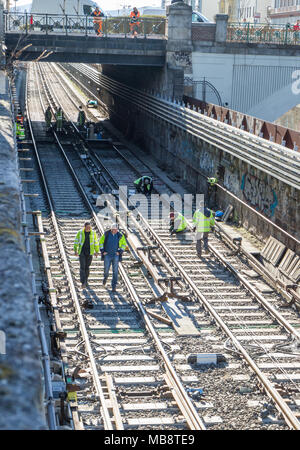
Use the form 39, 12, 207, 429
241, 173, 278, 217
224, 169, 239, 195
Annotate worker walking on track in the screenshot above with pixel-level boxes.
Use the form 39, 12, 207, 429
193, 201, 215, 258
100, 223, 127, 293
134, 176, 153, 196
45, 106, 52, 132
92, 6, 104, 36
74, 222, 99, 289
130, 7, 140, 37
77, 105, 86, 129
55, 107, 64, 133
207, 175, 218, 209
169, 211, 187, 235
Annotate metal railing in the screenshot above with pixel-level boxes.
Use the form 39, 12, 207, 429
4, 12, 166, 38
227, 22, 300, 45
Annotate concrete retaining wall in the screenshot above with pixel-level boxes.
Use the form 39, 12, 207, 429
0, 71, 45, 429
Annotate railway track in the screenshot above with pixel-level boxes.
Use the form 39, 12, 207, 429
20, 61, 300, 430
24, 62, 212, 430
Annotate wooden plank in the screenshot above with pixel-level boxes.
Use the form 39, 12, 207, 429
105, 374, 124, 430
162, 299, 200, 336
261, 236, 286, 266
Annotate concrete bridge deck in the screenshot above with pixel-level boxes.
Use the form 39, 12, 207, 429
5, 32, 166, 65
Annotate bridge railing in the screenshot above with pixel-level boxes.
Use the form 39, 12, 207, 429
4, 12, 166, 38
227, 22, 300, 45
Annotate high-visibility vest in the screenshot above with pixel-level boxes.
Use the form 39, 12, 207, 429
99, 231, 127, 253
92, 10, 104, 22
193, 210, 215, 233
15, 123, 25, 139
134, 176, 152, 191
208, 177, 218, 186
174, 213, 187, 232
73, 229, 99, 255
130, 11, 140, 23
56, 110, 63, 120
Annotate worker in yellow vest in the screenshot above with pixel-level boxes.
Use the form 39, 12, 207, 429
193, 201, 215, 257
169, 211, 187, 235
74, 222, 99, 289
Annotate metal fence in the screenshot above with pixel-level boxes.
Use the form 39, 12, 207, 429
4, 12, 166, 38
227, 22, 300, 45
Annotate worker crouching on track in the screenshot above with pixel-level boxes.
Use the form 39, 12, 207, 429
74, 222, 99, 289
77, 105, 86, 130
193, 201, 215, 258
100, 223, 127, 293
55, 107, 64, 133
45, 106, 52, 132
169, 211, 187, 235
134, 176, 153, 196
130, 7, 140, 37
92, 6, 104, 37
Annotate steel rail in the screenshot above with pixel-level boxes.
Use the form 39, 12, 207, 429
29, 63, 114, 431
35, 62, 207, 431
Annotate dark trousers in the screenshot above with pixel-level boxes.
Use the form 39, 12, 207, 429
196, 232, 209, 256
79, 253, 93, 285
104, 254, 119, 289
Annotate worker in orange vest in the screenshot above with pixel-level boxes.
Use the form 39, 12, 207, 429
92, 6, 104, 36
130, 7, 140, 37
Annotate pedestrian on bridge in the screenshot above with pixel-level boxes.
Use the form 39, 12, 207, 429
100, 223, 127, 292
130, 7, 140, 37
92, 6, 104, 36
74, 222, 99, 289
134, 176, 153, 196
55, 107, 64, 133
193, 201, 215, 258
45, 106, 52, 132
77, 105, 86, 129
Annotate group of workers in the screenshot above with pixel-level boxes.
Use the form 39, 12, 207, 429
15, 112, 25, 141
44, 106, 64, 133
44, 104, 92, 134
91, 6, 141, 37
74, 222, 126, 292
72, 170, 219, 291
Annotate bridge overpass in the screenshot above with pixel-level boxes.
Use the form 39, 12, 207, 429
3, 4, 300, 120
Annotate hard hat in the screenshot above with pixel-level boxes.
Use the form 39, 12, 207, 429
111, 223, 118, 230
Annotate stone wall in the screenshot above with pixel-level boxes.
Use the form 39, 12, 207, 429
0, 71, 45, 429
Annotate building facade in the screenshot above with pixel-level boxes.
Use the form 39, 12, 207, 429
219, 0, 272, 22
268, 0, 300, 25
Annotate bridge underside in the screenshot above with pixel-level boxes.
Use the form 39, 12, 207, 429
5, 33, 166, 65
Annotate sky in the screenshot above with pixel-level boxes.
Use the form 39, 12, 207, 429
12, 0, 162, 12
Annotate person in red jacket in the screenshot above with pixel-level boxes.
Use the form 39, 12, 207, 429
294, 20, 300, 31
130, 7, 140, 37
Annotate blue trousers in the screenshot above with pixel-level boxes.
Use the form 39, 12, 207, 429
104, 254, 119, 288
